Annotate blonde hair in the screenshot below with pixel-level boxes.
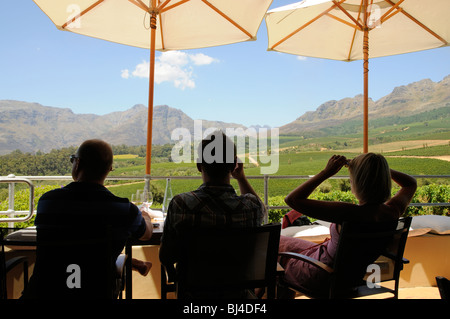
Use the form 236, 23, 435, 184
348, 153, 391, 204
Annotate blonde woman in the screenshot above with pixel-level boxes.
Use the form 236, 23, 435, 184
279, 153, 417, 297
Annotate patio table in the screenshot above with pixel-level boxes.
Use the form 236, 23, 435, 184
125, 222, 163, 299
1, 223, 164, 299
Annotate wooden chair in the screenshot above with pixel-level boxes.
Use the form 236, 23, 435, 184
278, 217, 412, 299
161, 223, 281, 299
22, 224, 127, 299
436, 276, 450, 299
1, 228, 30, 299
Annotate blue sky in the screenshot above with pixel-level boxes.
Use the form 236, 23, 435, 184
1, 1, 449, 128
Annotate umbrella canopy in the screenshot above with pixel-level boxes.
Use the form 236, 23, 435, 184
266, 0, 449, 152
33, 0, 273, 174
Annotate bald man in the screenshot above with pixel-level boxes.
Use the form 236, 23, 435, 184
23, 139, 152, 298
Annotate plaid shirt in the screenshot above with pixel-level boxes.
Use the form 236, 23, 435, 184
160, 183, 266, 265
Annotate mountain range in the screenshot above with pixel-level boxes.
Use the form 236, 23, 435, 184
0, 75, 449, 155
0, 101, 246, 155
280, 75, 450, 136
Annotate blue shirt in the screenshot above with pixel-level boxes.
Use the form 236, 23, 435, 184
35, 181, 146, 259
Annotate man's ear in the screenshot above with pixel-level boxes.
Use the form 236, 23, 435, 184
196, 162, 202, 173
72, 158, 81, 181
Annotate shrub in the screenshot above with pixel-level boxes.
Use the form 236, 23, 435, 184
0, 184, 60, 228
309, 189, 357, 204
405, 184, 450, 216
267, 195, 291, 223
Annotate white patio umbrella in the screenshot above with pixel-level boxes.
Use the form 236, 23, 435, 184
33, 0, 273, 174
265, 0, 449, 152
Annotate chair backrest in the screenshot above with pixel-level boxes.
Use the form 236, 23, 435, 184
176, 223, 281, 298
0, 228, 9, 299
436, 276, 450, 300
26, 224, 117, 299
331, 217, 412, 297
368, 217, 412, 284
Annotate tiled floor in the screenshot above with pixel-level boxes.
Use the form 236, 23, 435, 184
294, 287, 442, 299
381, 287, 441, 299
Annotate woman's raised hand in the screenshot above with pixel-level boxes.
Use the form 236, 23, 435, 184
322, 155, 348, 177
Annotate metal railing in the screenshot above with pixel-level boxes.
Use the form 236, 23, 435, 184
0, 175, 34, 225
1, 174, 449, 224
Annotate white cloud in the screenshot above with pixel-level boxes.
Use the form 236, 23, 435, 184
189, 53, 219, 66
159, 51, 189, 66
131, 60, 150, 78
297, 56, 308, 61
155, 59, 195, 89
121, 51, 218, 90
120, 69, 130, 79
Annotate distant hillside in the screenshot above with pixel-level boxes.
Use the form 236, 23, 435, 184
280, 75, 450, 137
1, 75, 449, 155
0, 101, 245, 155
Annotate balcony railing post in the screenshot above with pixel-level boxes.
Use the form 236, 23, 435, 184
8, 175, 15, 228
264, 174, 269, 224
0, 175, 35, 224
144, 174, 151, 193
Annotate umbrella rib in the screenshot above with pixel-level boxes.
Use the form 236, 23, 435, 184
159, 9, 165, 50
128, 0, 150, 12
347, 1, 364, 61
130, 1, 170, 50
157, 0, 174, 50
325, 13, 361, 30
271, 0, 345, 50
377, 0, 404, 25
384, 0, 448, 45
380, 7, 400, 24
332, 0, 363, 30
158, 0, 171, 11
161, 0, 190, 13
201, 0, 253, 39
61, 0, 104, 29
130, 0, 171, 13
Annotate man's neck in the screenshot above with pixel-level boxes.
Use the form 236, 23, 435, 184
74, 175, 105, 185
201, 173, 230, 186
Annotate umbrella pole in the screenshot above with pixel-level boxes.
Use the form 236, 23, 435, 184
146, 12, 157, 179
363, 0, 369, 153
363, 30, 369, 154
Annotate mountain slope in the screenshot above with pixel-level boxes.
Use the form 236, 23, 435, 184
1, 75, 449, 155
280, 75, 450, 136
0, 101, 245, 155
